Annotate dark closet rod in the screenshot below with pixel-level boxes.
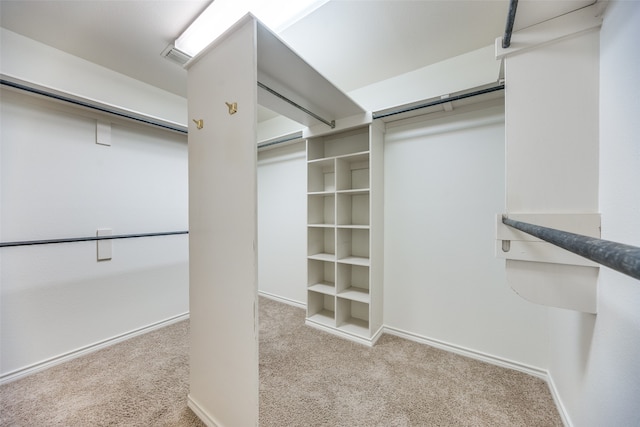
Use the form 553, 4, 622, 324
502, 216, 640, 281
1, 79, 188, 135
0, 231, 189, 248
258, 81, 336, 129
502, 0, 519, 49
372, 84, 505, 120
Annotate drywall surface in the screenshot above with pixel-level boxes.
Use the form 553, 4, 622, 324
0, 89, 189, 377
349, 45, 500, 113
0, 28, 187, 126
504, 31, 599, 213
383, 104, 548, 369
257, 142, 307, 305
186, 18, 259, 427
550, 1, 640, 425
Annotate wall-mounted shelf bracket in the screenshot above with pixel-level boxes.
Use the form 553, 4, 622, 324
496, 212, 601, 313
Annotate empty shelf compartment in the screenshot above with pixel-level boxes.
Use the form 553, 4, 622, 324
308, 159, 335, 193
336, 298, 369, 336
307, 290, 335, 327
308, 194, 335, 225
308, 227, 335, 259
308, 259, 336, 294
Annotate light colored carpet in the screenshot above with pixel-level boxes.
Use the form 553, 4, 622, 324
1, 297, 562, 426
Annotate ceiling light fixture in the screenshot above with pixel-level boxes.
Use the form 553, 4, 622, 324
175, 0, 329, 58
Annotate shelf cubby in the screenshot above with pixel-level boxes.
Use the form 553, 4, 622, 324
308, 127, 369, 160
337, 228, 369, 265
308, 259, 336, 295
336, 298, 369, 335
308, 194, 335, 225
336, 153, 370, 192
308, 227, 335, 261
308, 158, 335, 193
336, 263, 369, 303
337, 191, 369, 226
308, 290, 336, 327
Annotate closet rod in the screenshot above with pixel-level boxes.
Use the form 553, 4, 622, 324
372, 84, 505, 120
502, 0, 519, 48
0, 79, 188, 135
0, 231, 188, 248
257, 81, 336, 129
257, 132, 303, 150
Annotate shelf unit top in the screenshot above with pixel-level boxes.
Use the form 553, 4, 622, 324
187, 14, 366, 130
256, 20, 366, 128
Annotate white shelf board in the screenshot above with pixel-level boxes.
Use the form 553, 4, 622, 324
337, 288, 370, 303
337, 317, 370, 336
335, 150, 370, 160
308, 223, 335, 228
336, 189, 370, 195
307, 157, 335, 166
308, 191, 335, 196
337, 256, 370, 266
308, 253, 336, 262
308, 310, 335, 327
309, 283, 336, 295
336, 225, 369, 230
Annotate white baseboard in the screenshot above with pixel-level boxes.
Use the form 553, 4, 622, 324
383, 325, 548, 379
258, 290, 305, 309
546, 371, 573, 427
187, 395, 222, 427
0, 312, 189, 385
304, 318, 380, 347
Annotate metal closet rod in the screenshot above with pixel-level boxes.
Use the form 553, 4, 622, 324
257, 81, 335, 129
372, 84, 505, 120
502, 0, 519, 49
502, 216, 640, 281
1, 79, 188, 135
257, 132, 304, 150
0, 231, 189, 248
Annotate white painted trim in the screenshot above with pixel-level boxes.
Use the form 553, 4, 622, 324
0, 312, 189, 385
383, 325, 547, 379
258, 290, 306, 309
495, 4, 603, 59
305, 319, 376, 347
547, 372, 573, 427
187, 394, 222, 427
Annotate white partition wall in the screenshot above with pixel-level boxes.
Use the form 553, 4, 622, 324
186, 19, 259, 427
496, 6, 602, 314
186, 14, 366, 426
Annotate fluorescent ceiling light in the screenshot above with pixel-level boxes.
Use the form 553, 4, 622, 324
175, 0, 329, 58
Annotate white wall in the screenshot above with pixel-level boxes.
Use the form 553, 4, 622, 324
548, 1, 640, 425
0, 88, 188, 379
0, 27, 190, 380
0, 28, 187, 127
257, 142, 307, 305
383, 103, 548, 370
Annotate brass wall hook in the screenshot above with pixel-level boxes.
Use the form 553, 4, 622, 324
225, 102, 238, 115
192, 119, 204, 130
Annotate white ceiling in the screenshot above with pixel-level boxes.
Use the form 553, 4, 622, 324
0, 0, 594, 100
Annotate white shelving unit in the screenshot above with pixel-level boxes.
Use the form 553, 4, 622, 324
306, 125, 384, 346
